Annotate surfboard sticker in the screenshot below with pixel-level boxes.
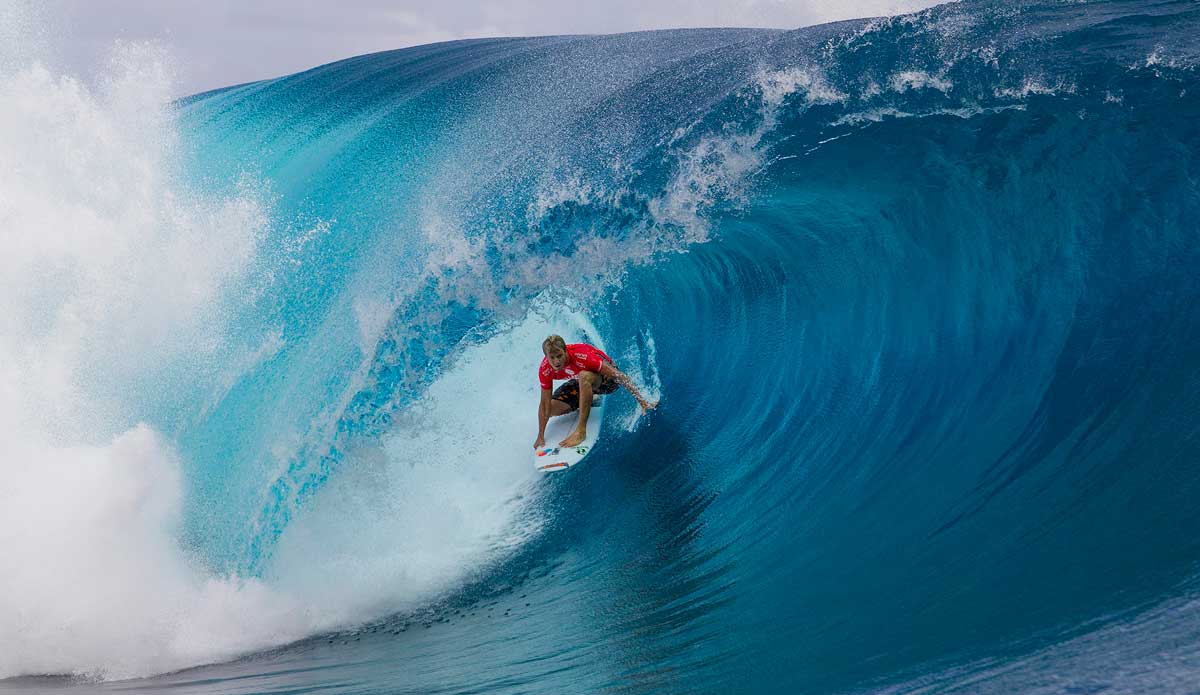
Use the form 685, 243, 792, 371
533, 396, 605, 472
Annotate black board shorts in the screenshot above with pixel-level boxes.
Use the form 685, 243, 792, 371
552, 374, 619, 411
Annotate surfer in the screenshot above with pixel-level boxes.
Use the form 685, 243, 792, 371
534, 334, 656, 449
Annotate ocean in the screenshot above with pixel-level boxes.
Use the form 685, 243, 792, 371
2, 1, 1199, 692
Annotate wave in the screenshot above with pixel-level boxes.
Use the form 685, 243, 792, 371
3, 0, 1200, 691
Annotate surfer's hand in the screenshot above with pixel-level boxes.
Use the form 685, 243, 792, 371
639, 398, 658, 412
533, 436, 545, 449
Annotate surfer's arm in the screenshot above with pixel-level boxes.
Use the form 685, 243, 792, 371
535, 387, 553, 448
599, 362, 657, 411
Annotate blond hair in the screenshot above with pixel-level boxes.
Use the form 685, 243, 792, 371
542, 334, 567, 353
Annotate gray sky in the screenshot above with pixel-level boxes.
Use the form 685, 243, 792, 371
44, 0, 947, 96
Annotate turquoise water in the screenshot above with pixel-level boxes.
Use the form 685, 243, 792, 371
3, 1, 1200, 692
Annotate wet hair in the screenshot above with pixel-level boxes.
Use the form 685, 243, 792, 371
542, 334, 567, 353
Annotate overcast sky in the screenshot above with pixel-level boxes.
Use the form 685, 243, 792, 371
42, 0, 946, 96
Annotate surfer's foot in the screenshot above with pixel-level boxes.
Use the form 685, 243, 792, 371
559, 430, 585, 447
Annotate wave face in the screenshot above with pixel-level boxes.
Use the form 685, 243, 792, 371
4, 0, 1200, 692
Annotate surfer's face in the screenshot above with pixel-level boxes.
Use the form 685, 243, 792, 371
544, 346, 568, 369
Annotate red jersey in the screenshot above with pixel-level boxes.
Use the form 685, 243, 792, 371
539, 343, 612, 390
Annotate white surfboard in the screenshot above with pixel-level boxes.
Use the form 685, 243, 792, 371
533, 394, 606, 473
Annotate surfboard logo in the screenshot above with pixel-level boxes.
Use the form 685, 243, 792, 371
575, 447, 588, 455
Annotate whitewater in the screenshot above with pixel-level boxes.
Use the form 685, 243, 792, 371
2, 0, 1199, 693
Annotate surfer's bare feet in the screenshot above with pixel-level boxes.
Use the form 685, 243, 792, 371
559, 430, 585, 447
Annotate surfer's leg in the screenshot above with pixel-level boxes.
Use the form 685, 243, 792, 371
560, 373, 596, 447
576, 371, 598, 407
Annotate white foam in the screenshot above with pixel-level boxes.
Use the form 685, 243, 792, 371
1139, 46, 1191, 70
618, 332, 662, 433
0, 22, 329, 681
267, 306, 588, 618
889, 69, 954, 93
757, 67, 848, 108
833, 103, 1025, 126
994, 78, 1077, 99
0, 427, 329, 679
0, 40, 269, 436
0, 0, 48, 73
651, 67, 844, 237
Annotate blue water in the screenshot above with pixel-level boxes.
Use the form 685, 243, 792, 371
5, 0, 1200, 692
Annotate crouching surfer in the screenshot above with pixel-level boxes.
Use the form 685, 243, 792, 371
533, 334, 656, 449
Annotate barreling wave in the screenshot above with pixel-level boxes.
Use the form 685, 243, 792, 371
3, 0, 1200, 692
